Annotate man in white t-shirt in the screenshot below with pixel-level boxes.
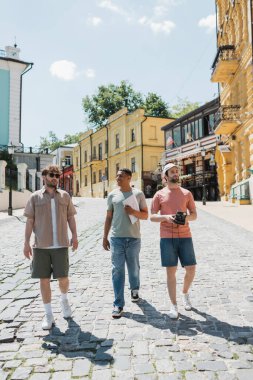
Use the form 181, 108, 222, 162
23, 165, 78, 330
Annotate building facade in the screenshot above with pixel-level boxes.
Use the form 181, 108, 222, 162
211, 0, 253, 204
162, 99, 220, 201
0, 45, 33, 147
73, 108, 173, 197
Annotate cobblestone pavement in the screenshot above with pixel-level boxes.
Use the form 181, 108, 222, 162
0, 198, 253, 380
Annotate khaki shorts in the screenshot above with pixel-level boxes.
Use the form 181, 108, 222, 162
31, 248, 69, 279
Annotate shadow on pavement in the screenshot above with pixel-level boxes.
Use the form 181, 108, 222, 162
42, 318, 114, 363
123, 299, 253, 344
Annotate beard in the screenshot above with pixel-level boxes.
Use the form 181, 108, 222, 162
45, 179, 57, 189
168, 177, 179, 183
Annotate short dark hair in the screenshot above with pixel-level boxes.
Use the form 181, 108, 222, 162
118, 168, 132, 177
42, 165, 61, 176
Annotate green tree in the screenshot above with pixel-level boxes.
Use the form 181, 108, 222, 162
170, 97, 200, 118
39, 131, 83, 152
82, 80, 144, 128
144, 92, 170, 118
40, 131, 60, 151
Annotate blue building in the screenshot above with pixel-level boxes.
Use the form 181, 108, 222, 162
0, 44, 33, 147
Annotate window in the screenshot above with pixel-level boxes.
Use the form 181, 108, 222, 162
65, 156, 71, 166
131, 157, 136, 173
208, 114, 215, 134
150, 126, 157, 139
98, 143, 102, 160
116, 163, 120, 175
93, 146, 97, 160
186, 163, 195, 175
93, 172, 96, 184
99, 170, 102, 182
131, 129, 135, 142
84, 150, 87, 163
84, 175, 88, 186
166, 130, 174, 149
115, 133, 119, 149
173, 126, 181, 147
198, 119, 204, 138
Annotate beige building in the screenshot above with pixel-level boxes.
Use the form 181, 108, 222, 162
211, 0, 253, 204
73, 108, 173, 197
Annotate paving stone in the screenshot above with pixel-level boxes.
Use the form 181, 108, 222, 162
92, 369, 112, 380
113, 356, 131, 371
29, 375, 51, 380
10, 366, 32, 379
0, 369, 9, 380
51, 372, 72, 380
236, 369, 253, 380
196, 360, 227, 371
3, 360, 22, 369
134, 362, 155, 374
156, 359, 175, 373
72, 358, 91, 377
51, 360, 72, 371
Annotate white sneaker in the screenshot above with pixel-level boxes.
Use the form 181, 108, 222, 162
183, 293, 192, 311
168, 304, 178, 319
42, 314, 55, 330
61, 299, 72, 318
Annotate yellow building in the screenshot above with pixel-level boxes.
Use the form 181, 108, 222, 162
211, 0, 253, 204
73, 108, 173, 197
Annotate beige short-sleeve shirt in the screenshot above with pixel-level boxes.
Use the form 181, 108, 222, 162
24, 187, 77, 248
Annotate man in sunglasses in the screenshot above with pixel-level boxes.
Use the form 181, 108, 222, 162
23, 165, 78, 330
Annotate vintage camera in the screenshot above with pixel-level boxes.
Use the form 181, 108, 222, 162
173, 211, 187, 225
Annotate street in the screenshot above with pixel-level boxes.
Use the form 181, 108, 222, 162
0, 199, 253, 380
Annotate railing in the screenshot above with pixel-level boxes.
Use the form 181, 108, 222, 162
215, 105, 240, 127
0, 144, 50, 154
180, 171, 218, 188
211, 45, 237, 71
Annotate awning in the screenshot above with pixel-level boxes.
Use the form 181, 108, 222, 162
166, 148, 202, 161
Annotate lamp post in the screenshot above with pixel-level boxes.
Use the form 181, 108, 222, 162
201, 148, 206, 205
8, 143, 15, 216
62, 159, 66, 190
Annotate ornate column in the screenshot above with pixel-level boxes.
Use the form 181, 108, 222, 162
0, 161, 7, 192
28, 169, 36, 192
17, 163, 27, 192
36, 172, 43, 189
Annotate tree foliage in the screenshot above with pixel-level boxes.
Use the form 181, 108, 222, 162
39, 131, 83, 152
170, 97, 200, 119
144, 92, 170, 118
82, 81, 144, 128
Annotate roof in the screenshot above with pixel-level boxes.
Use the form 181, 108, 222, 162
161, 98, 219, 131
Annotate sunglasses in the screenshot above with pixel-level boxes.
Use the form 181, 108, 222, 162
48, 172, 60, 179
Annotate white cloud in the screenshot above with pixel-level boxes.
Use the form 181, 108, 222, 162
154, 0, 184, 16
85, 69, 96, 78
98, 0, 131, 20
87, 16, 102, 26
198, 14, 216, 33
49, 60, 78, 81
139, 17, 175, 35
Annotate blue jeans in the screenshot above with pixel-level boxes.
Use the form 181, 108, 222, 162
110, 237, 141, 308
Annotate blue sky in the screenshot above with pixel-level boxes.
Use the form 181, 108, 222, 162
1, 0, 218, 147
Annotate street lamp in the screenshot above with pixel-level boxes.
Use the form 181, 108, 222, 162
62, 159, 66, 190
201, 148, 206, 205
8, 143, 15, 216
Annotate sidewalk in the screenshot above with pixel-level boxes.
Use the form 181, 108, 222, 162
196, 201, 253, 233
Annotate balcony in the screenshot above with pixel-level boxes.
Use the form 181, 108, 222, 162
211, 45, 239, 83
214, 105, 241, 135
